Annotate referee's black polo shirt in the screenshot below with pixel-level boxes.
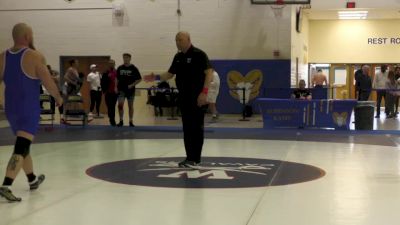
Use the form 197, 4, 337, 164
168, 45, 211, 101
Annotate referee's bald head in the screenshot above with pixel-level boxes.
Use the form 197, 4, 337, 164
175, 31, 191, 53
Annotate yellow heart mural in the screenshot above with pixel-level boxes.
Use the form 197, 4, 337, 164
332, 112, 348, 127
227, 69, 263, 104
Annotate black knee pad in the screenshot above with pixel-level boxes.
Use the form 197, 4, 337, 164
13, 136, 32, 158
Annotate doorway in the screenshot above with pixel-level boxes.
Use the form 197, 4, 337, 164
309, 63, 399, 101
329, 64, 350, 100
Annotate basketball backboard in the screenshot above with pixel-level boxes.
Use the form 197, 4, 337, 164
251, 0, 310, 4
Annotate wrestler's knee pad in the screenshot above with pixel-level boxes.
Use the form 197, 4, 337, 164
13, 136, 31, 158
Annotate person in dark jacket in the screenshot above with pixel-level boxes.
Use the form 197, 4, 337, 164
101, 59, 118, 126
357, 65, 372, 101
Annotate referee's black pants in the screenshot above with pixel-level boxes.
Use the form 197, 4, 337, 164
180, 100, 206, 163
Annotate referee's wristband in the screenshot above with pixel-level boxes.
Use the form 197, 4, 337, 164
202, 87, 209, 94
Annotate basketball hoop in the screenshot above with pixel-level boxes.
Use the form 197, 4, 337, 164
270, 0, 285, 58
270, 0, 285, 19
112, 3, 125, 18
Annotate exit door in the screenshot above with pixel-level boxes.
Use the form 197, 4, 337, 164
330, 64, 350, 100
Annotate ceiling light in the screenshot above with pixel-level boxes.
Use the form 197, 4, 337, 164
338, 11, 368, 20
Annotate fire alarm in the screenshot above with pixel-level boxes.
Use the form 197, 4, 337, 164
346, 2, 356, 8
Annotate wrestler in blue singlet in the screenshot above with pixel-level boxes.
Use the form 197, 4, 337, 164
3, 47, 41, 135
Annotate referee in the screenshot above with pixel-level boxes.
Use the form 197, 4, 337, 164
144, 31, 213, 168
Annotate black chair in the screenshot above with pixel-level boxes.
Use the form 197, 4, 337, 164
39, 94, 55, 127
64, 95, 87, 126
147, 81, 179, 117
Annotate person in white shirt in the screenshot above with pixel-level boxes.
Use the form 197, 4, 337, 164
87, 64, 102, 117
208, 70, 220, 122
372, 65, 388, 118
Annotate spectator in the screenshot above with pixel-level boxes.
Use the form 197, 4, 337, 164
87, 64, 102, 118
291, 79, 312, 100
116, 53, 142, 127
101, 59, 118, 126
311, 69, 328, 88
394, 66, 400, 115
208, 70, 220, 122
385, 70, 399, 118
357, 65, 372, 101
372, 64, 389, 118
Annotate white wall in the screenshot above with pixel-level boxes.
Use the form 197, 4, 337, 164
0, 0, 292, 71
0, 0, 293, 113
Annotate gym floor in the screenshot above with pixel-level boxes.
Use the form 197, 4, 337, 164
1, 111, 400, 225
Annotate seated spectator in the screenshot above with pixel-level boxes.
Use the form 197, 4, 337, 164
291, 79, 312, 100
147, 81, 177, 116
63, 60, 84, 123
